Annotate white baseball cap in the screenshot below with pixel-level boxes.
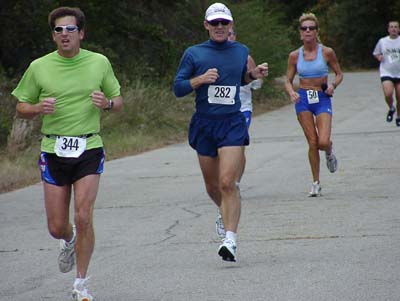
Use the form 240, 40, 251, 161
205, 3, 233, 22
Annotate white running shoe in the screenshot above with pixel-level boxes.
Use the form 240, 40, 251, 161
309, 181, 321, 197
58, 225, 76, 273
215, 208, 225, 238
218, 238, 237, 262
72, 277, 94, 301
326, 150, 338, 173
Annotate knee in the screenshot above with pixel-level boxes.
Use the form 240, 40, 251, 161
308, 139, 319, 150
74, 207, 93, 231
205, 182, 220, 200
47, 221, 68, 239
219, 177, 236, 195
318, 139, 330, 151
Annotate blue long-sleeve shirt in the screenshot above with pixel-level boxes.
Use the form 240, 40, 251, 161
173, 39, 249, 115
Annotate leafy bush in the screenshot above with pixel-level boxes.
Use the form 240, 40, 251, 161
0, 68, 17, 149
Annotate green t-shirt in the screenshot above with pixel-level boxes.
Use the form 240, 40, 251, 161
12, 49, 121, 152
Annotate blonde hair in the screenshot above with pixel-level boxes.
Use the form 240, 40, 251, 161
299, 12, 319, 28
299, 12, 320, 43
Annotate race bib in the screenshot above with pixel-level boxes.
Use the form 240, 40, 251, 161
388, 52, 400, 64
208, 85, 236, 105
306, 90, 319, 104
54, 136, 86, 158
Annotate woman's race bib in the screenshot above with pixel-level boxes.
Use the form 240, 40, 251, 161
306, 89, 319, 104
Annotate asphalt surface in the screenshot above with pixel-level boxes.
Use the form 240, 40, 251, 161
0, 71, 399, 300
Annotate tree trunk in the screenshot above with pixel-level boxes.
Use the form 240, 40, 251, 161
7, 115, 40, 153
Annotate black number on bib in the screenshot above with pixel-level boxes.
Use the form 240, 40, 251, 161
307, 90, 317, 99
214, 87, 231, 98
62, 138, 79, 151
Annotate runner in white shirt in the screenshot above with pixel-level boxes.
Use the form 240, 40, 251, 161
373, 21, 400, 126
227, 28, 263, 183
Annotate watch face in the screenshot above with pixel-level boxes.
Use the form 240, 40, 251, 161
104, 100, 113, 111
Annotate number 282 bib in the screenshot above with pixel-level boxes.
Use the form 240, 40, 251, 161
208, 85, 237, 105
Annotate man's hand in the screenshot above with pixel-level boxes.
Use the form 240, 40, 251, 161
90, 91, 109, 109
41, 98, 56, 115
254, 63, 269, 78
201, 68, 219, 84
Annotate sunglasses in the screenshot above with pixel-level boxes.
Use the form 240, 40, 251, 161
54, 25, 79, 34
300, 26, 318, 31
207, 19, 231, 26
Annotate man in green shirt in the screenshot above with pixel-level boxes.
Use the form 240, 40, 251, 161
11, 6, 123, 301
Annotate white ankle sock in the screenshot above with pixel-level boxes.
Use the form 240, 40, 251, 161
226, 231, 237, 243
74, 278, 85, 289
68, 225, 76, 244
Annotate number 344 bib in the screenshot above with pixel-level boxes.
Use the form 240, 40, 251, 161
54, 136, 87, 158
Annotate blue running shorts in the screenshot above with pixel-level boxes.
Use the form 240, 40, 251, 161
295, 88, 332, 116
241, 110, 252, 129
189, 112, 249, 157
38, 147, 105, 186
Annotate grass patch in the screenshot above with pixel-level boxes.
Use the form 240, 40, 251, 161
0, 146, 41, 193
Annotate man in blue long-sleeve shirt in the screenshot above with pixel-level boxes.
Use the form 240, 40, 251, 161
173, 2, 268, 262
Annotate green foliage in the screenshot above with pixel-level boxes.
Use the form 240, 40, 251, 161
0, 1, 54, 76
0, 66, 16, 148
229, 0, 292, 78
100, 80, 194, 159
320, 0, 390, 68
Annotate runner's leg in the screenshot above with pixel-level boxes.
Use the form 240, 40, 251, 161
297, 111, 320, 182
73, 174, 100, 278
218, 146, 244, 233
198, 155, 221, 207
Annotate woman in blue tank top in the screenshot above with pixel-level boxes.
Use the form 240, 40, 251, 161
284, 13, 343, 197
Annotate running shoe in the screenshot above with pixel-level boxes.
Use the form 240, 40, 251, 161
386, 107, 395, 122
218, 238, 237, 262
58, 225, 76, 273
396, 117, 400, 127
72, 277, 94, 301
326, 151, 338, 173
216, 208, 225, 238
309, 181, 321, 197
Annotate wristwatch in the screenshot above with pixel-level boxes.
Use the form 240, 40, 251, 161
103, 99, 114, 111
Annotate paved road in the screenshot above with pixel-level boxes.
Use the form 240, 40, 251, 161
1, 71, 399, 300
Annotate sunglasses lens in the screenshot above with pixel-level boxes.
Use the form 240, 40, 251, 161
300, 26, 317, 31
54, 25, 78, 33
66, 25, 78, 32
208, 20, 230, 26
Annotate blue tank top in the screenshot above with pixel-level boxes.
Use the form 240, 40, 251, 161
297, 44, 328, 79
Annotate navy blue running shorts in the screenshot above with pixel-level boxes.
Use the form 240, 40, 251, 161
189, 112, 249, 157
381, 76, 400, 84
242, 110, 252, 129
38, 147, 105, 186
295, 88, 332, 116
